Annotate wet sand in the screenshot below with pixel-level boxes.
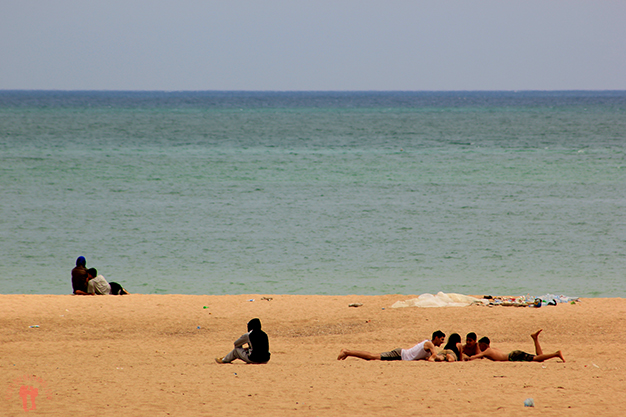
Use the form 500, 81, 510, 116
2, 294, 625, 416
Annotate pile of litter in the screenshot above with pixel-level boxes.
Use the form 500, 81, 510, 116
485, 293, 579, 307
391, 292, 488, 308
391, 292, 580, 308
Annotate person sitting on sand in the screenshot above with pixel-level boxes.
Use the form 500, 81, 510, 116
71, 256, 89, 295
337, 330, 445, 362
77, 268, 129, 295
216, 318, 271, 364
435, 333, 463, 362
470, 329, 565, 362
461, 332, 481, 360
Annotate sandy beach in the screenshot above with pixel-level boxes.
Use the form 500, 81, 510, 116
2, 294, 625, 416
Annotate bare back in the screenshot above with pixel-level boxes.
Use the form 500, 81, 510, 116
471, 346, 509, 361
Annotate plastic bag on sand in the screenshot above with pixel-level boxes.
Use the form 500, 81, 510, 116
391, 292, 487, 308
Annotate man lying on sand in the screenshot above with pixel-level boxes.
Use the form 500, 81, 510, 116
470, 329, 565, 362
337, 330, 445, 362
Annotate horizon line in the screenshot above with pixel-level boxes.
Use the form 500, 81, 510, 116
2, 89, 626, 93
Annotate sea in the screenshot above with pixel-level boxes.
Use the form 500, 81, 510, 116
1, 90, 625, 297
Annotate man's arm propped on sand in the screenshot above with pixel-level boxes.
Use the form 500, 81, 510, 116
423, 341, 439, 362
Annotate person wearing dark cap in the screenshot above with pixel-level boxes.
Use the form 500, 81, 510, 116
215, 318, 271, 364
71, 256, 89, 295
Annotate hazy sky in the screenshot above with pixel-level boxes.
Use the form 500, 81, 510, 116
1, 1, 625, 91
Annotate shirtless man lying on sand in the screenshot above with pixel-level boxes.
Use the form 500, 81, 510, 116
337, 330, 445, 362
470, 329, 565, 362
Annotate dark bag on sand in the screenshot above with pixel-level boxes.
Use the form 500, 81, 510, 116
109, 282, 128, 295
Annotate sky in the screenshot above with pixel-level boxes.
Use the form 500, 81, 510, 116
1, 1, 625, 91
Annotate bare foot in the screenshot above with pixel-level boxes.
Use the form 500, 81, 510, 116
337, 349, 349, 360
557, 350, 565, 362
531, 329, 543, 340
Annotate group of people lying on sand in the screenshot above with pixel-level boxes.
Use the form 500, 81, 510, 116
214, 318, 564, 365
337, 329, 565, 363
71, 256, 129, 296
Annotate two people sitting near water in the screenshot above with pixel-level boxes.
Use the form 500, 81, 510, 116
71, 256, 129, 295
337, 329, 564, 363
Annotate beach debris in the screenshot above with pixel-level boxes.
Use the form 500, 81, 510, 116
484, 293, 579, 307
197, 326, 201, 329
261, 297, 273, 301
29, 325, 39, 328
392, 292, 487, 308
348, 303, 363, 307
524, 398, 535, 407
248, 299, 255, 302
203, 306, 209, 309
393, 292, 578, 309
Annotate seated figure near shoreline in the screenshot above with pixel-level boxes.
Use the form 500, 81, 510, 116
216, 318, 271, 364
461, 332, 482, 360
76, 268, 129, 295
71, 256, 89, 295
434, 333, 462, 362
470, 329, 565, 362
337, 330, 445, 362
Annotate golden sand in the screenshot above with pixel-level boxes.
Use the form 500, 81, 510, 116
2, 294, 625, 416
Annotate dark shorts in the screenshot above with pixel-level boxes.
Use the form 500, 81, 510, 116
380, 348, 402, 361
508, 350, 535, 362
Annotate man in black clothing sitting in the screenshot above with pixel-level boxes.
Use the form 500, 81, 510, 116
215, 318, 270, 364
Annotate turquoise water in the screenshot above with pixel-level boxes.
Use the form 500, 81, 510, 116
1, 91, 625, 296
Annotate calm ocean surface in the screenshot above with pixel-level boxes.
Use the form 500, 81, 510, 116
1, 91, 625, 296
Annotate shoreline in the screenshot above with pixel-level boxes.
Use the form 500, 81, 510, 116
2, 294, 625, 416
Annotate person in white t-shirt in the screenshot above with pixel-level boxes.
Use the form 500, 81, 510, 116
337, 330, 445, 361
86, 268, 111, 295
81, 268, 129, 295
